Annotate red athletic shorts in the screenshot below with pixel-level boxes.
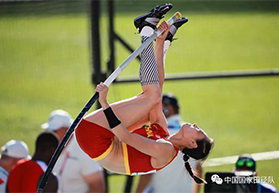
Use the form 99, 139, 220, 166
75, 119, 115, 161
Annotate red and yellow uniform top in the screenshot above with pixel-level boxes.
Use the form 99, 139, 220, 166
123, 123, 179, 175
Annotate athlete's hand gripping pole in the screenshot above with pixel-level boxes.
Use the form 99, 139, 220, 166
36, 12, 181, 193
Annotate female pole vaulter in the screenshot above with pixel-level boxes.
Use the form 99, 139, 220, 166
76, 3, 213, 184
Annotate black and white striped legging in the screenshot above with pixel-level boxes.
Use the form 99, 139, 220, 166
139, 36, 159, 86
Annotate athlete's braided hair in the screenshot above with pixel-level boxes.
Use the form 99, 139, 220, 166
182, 137, 214, 184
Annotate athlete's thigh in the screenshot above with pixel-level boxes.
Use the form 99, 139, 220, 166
84, 93, 153, 129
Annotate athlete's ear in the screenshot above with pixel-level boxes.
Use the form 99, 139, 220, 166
191, 140, 197, 148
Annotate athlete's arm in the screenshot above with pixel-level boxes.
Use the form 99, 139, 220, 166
96, 82, 110, 109
147, 22, 169, 133
155, 21, 169, 90
113, 123, 175, 162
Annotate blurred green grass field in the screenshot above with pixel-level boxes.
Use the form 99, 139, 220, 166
0, 5, 279, 192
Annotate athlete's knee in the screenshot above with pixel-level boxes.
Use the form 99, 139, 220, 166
143, 85, 161, 106
152, 88, 162, 104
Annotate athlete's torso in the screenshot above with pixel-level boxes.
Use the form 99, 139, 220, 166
98, 123, 178, 175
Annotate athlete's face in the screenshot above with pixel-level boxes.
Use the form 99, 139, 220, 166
180, 123, 207, 149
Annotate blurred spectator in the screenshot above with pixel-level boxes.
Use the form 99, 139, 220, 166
136, 92, 203, 193
6, 131, 59, 192
234, 154, 278, 193
0, 140, 29, 192
41, 109, 105, 193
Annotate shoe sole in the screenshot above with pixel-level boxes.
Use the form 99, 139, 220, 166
134, 4, 173, 31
